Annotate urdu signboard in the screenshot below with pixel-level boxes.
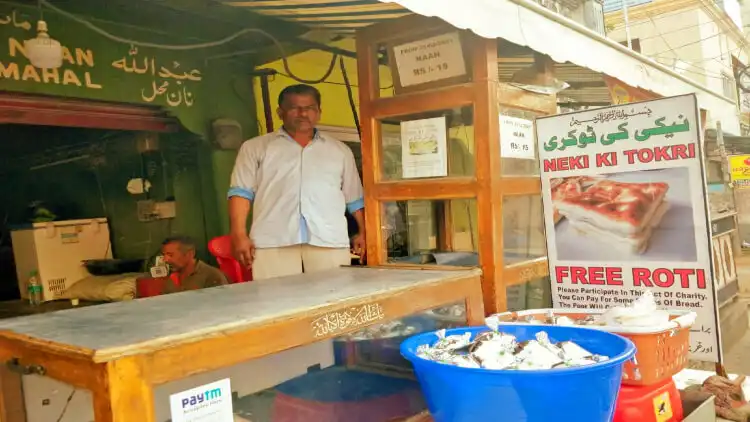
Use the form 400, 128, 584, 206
535, 95, 721, 362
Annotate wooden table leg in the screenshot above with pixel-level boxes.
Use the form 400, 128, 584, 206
0, 365, 26, 422
465, 278, 487, 326
93, 357, 155, 422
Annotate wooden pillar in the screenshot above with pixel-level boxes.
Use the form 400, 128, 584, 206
471, 37, 505, 313
0, 366, 26, 422
355, 33, 384, 267
93, 357, 155, 422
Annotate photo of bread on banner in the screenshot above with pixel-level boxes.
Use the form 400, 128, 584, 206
550, 176, 670, 254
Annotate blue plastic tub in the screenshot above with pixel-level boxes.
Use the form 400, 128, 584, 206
401, 325, 636, 422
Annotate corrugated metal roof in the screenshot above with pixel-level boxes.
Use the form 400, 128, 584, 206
219, 0, 411, 34
498, 56, 611, 104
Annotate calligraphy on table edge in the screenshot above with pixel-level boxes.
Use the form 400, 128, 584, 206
311, 303, 386, 338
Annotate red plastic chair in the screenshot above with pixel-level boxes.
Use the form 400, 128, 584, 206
136, 276, 166, 298
208, 235, 252, 283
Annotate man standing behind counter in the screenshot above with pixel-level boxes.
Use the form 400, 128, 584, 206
228, 84, 366, 280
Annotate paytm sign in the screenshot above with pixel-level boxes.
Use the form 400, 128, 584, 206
170, 378, 233, 422
181, 387, 223, 408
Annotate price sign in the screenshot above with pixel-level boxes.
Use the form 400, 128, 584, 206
500, 115, 535, 159
392, 32, 466, 88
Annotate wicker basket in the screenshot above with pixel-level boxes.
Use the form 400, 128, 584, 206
489, 309, 696, 386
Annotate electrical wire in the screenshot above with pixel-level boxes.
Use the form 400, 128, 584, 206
55, 389, 76, 422
607, 6, 704, 30
649, 32, 723, 58
637, 20, 721, 42
339, 56, 361, 137
39, 0, 338, 85
611, 14, 703, 34
41, 0, 274, 50
646, 17, 681, 59
610, 5, 750, 65
273, 70, 394, 90
693, 45, 744, 63
93, 167, 112, 259
608, 3, 750, 77
616, 14, 747, 80
646, 16, 732, 78
669, 65, 734, 81
610, 4, 749, 53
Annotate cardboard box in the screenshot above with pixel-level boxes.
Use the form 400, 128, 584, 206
682, 395, 716, 422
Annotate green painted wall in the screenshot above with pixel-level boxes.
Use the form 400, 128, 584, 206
0, 1, 258, 138
0, 2, 260, 264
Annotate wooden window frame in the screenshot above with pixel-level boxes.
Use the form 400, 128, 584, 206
357, 15, 552, 313
0, 92, 179, 132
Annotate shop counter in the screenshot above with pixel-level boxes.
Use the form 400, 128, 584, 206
0, 266, 483, 422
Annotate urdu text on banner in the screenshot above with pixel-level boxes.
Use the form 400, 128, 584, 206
535, 95, 720, 362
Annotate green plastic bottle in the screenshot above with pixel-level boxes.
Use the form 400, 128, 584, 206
27, 270, 42, 306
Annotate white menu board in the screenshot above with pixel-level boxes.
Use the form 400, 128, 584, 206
393, 32, 466, 87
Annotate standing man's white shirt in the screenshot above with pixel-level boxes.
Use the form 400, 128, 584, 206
228, 128, 364, 249
228, 84, 366, 280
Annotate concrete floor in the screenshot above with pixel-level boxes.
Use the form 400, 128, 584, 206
721, 252, 750, 374
721, 295, 750, 374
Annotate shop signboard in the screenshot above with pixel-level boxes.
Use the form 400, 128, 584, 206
0, 3, 251, 137
603, 75, 657, 105
0, 5, 203, 110
535, 95, 721, 362
728, 154, 750, 189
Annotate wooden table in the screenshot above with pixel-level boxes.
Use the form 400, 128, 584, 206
0, 299, 102, 320
0, 267, 483, 422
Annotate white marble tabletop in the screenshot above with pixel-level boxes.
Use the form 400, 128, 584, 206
0, 267, 479, 362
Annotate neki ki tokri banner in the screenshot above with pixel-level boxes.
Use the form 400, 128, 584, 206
535, 95, 720, 362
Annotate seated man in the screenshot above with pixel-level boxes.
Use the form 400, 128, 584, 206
160, 235, 228, 294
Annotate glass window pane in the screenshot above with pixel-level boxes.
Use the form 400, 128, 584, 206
227, 304, 472, 421
380, 107, 475, 180
503, 195, 547, 265
499, 106, 544, 176
335, 302, 467, 371
506, 276, 552, 312
382, 199, 478, 265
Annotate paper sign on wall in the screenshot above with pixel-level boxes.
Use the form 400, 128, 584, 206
535, 95, 721, 363
500, 115, 535, 159
393, 32, 466, 87
401, 116, 448, 179
170, 378, 233, 422
728, 155, 750, 189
